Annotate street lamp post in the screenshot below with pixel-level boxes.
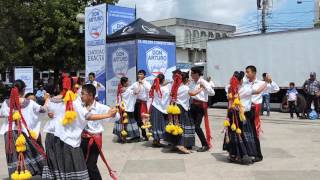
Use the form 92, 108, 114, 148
76, 13, 85, 33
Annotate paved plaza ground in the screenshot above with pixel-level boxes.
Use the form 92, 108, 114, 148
0, 108, 319, 180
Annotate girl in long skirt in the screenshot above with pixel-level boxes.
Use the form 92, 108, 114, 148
165, 71, 204, 153
149, 73, 171, 147
113, 77, 141, 143
0, 80, 50, 179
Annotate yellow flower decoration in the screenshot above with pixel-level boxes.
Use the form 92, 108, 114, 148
146, 132, 153, 138
11, 171, 19, 180
16, 134, 26, 146
12, 111, 21, 121
236, 128, 242, 134
121, 130, 128, 137
165, 124, 175, 133
62, 110, 77, 126
223, 120, 230, 127
29, 130, 38, 140
231, 123, 237, 131
233, 98, 241, 106
63, 90, 77, 104
239, 113, 246, 121
123, 112, 128, 118
172, 105, 181, 115
123, 118, 128, 124
167, 104, 174, 114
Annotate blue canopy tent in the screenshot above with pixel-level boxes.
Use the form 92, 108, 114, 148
105, 18, 176, 105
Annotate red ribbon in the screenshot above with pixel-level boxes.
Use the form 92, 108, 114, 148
82, 131, 117, 180
7, 87, 47, 159
170, 73, 183, 102
138, 100, 148, 116
149, 78, 162, 99
252, 103, 262, 138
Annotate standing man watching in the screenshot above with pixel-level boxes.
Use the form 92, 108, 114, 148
303, 72, 320, 117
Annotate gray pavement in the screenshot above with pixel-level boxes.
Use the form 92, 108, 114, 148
0, 109, 320, 180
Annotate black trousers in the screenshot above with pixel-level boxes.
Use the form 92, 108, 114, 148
306, 94, 319, 114
249, 108, 263, 159
288, 101, 299, 118
134, 101, 146, 138
190, 103, 208, 147
80, 137, 102, 180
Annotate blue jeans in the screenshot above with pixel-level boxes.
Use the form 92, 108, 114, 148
261, 94, 270, 115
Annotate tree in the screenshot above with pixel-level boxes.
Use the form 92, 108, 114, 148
0, 0, 118, 73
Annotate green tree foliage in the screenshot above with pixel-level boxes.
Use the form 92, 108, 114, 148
0, 0, 118, 71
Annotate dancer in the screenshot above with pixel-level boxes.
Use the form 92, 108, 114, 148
113, 77, 141, 143
189, 67, 215, 152
149, 73, 171, 147
0, 80, 50, 179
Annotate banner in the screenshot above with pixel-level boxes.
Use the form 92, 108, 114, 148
106, 40, 136, 106
85, 4, 107, 104
14, 67, 33, 94
107, 4, 135, 35
137, 40, 176, 82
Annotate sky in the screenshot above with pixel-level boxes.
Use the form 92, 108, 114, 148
118, 0, 317, 34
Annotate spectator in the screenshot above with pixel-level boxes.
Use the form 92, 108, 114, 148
35, 85, 46, 105
87, 72, 105, 101
303, 72, 320, 117
286, 82, 300, 119
261, 73, 271, 116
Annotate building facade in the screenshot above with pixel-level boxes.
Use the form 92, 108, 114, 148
151, 18, 236, 63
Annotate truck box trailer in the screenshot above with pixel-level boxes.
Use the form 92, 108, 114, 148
206, 28, 320, 112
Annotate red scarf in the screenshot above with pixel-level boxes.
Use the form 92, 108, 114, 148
82, 131, 117, 180
170, 73, 183, 101
7, 87, 47, 158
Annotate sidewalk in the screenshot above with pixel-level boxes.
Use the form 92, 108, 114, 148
0, 109, 319, 180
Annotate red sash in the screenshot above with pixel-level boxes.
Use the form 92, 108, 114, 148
82, 131, 117, 180
252, 103, 262, 138
192, 99, 212, 148
137, 100, 148, 116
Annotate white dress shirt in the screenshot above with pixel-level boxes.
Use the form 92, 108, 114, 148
44, 98, 64, 134
189, 77, 215, 102
120, 85, 138, 112
152, 83, 171, 114
243, 77, 279, 104
85, 101, 120, 134
54, 98, 89, 148
132, 80, 151, 101
176, 84, 191, 111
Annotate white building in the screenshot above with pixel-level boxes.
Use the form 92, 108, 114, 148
151, 18, 236, 63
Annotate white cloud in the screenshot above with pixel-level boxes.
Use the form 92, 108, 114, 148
118, 0, 256, 26
118, 0, 291, 33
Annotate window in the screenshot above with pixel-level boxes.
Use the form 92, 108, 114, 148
185, 29, 191, 44
215, 32, 221, 39
193, 30, 200, 42
208, 32, 215, 39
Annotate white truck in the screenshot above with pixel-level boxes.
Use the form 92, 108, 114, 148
206, 28, 320, 112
